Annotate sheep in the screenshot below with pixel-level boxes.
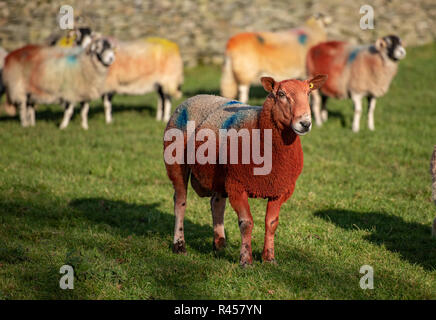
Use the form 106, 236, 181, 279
431, 145, 436, 238
0, 46, 15, 116
46, 27, 94, 49
306, 35, 406, 132
2, 37, 115, 128
164, 74, 327, 266
95, 37, 183, 125
220, 14, 330, 103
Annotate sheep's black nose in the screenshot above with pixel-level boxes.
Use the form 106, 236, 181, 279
300, 121, 311, 129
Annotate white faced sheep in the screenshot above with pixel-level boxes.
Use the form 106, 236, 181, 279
306, 35, 406, 132
2, 38, 115, 128
221, 14, 331, 103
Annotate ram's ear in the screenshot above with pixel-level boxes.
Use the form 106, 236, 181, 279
307, 74, 328, 91
261, 77, 275, 93
375, 38, 387, 51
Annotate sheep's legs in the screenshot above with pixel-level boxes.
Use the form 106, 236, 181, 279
80, 102, 89, 130
27, 104, 35, 127
238, 84, 249, 104
262, 197, 285, 263
171, 165, 190, 254
351, 92, 364, 132
321, 94, 329, 122
156, 86, 164, 121
103, 93, 113, 124
163, 96, 172, 123
60, 102, 75, 129
311, 89, 322, 126
367, 96, 376, 131
229, 190, 253, 267
210, 192, 226, 251
18, 101, 29, 127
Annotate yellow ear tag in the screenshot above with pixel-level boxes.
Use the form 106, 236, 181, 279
309, 83, 314, 89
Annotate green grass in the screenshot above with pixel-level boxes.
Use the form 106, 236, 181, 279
0, 43, 435, 300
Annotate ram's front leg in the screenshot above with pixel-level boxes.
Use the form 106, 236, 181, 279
229, 190, 253, 267
60, 102, 75, 129
263, 193, 290, 263
80, 102, 89, 130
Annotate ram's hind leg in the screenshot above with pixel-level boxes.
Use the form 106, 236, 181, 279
80, 102, 89, 130
156, 85, 164, 121
103, 93, 114, 124
168, 164, 190, 254
210, 193, 226, 251
238, 84, 250, 104
18, 101, 29, 127
311, 89, 322, 126
321, 93, 329, 123
228, 188, 253, 267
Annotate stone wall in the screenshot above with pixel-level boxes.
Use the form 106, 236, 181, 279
0, 0, 434, 66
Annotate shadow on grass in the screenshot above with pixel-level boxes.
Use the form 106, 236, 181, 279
322, 110, 347, 127
1, 195, 434, 298
314, 209, 436, 271
69, 198, 215, 255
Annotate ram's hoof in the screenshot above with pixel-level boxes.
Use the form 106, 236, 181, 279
212, 237, 226, 251
172, 240, 187, 254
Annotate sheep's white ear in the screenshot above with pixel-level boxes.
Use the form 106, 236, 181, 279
261, 77, 275, 93
375, 38, 387, 51
307, 74, 328, 91
323, 15, 332, 25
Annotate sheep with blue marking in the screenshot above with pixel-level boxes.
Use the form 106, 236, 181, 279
306, 35, 406, 132
2, 37, 115, 128
221, 14, 331, 103
164, 74, 327, 266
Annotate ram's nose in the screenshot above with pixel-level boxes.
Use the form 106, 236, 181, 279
299, 120, 311, 130
292, 115, 312, 135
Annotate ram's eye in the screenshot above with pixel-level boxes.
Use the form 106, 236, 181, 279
278, 91, 286, 98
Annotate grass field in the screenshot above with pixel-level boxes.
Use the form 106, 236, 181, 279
0, 43, 435, 300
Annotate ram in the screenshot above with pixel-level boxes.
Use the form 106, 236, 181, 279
221, 14, 330, 103
306, 35, 406, 132
164, 75, 327, 266
2, 38, 115, 128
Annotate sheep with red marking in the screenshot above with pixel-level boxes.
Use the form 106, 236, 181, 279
164, 74, 327, 266
2, 38, 115, 128
221, 14, 330, 103
431, 145, 436, 238
59, 37, 184, 128
306, 35, 406, 132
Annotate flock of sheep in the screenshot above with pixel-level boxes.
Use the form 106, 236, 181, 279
1, 28, 183, 128
0, 13, 434, 266
0, 14, 405, 133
